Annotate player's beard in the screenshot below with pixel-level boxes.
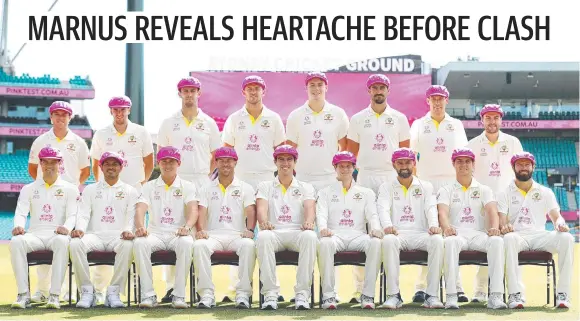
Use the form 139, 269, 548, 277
373, 95, 385, 104
397, 168, 412, 178
485, 125, 499, 134
515, 170, 532, 181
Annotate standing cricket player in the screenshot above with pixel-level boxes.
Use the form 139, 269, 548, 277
285, 72, 357, 301
27, 101, 90, 303
222, 75, 286, 189
156, 77, 221, 303
285, 72, 349, 190
437, 148, 507, 309
70, 152, 138, 308
499, 152, 573, 309
347, 74, 411, 193
133, 147, 198, 308
378, 148, 444, 309
89, 96, 154, 297
409, 85, 469, 303
256, 145, 318, 310
193, 147, 257, 309
317, 151, 383, 310
11, 147, 79, 309
466, 104, 524, 302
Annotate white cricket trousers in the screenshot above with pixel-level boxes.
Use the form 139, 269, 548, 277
382, 231, 444, 297
318, 232, 382, 300
193, 232, 256, 297
356, 170, 396, 195
133, 234, 194, 299
10, 233, 70, 295
443, 230, 505, 294
69, 234, 133, 292
504, 230, 574, 295
256, 229, 318, 299
162, 175, 210, 292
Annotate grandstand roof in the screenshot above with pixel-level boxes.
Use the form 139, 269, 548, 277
436, 62, 579, 100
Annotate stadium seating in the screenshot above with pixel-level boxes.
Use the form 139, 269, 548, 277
0, 115, 91, 126
552, 186, 569, 211
0, 69, 92, 88
575, 186, 580, 208
521, 138, 578, 168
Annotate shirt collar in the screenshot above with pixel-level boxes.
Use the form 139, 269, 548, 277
453, 178, 481, 190
479, 131, 507, 144
302, 101, 330, 115
212, 177, 242, 189
100, 179, 125, 189
108, 120, 135, 135
240, 105, 270, 117
172, 108, 208, 120
48, 128, 72, 141
365, 104, 393, 117
392, 176, 421, 188
509, 179, 540, 193
423, 112, 451, 123
155, 176, 183, 189
273, 177, 300, 188
39, 177, 66, 189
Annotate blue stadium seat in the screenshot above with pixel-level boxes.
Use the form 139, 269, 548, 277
521, 138, 578, 168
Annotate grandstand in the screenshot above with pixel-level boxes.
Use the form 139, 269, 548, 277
0, 66, 95, 232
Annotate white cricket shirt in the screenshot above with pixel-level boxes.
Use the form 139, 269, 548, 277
436, 179, 495, 231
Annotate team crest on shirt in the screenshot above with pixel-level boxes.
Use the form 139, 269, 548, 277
260, 119, 270, 129
480, 148, 487, 157
106, 137, 113, 146
342, 209, 352, 218
489, 162, 501, 177
163, 207, 172, 216
517, 207, 531, 225
364, 119, 372, 128
423, 125, 431, 134
128, 135, 137, 145
373, 134, 387, 151
376, 133, 384, 142
249, 134, 258, 143
43, 204, 52, 213
353, 193, 363, 201
292, 189, 302, 197
173, 123, 180, 131
412, 188, 422, 198
324, 114, 334, 122
183, 136, 194, 152
161, 207, 174, 224
532, 192, 542, 201
238, 121, 246, 130
471, 190, 480, 199
303, 116, 311, 125
105, 206, 113, 215
446, 124, 454, 132
101, 206, 115, 223
278, 205, 292, 223
500, 145, 509, 154
231, 189, 241, 198
195, 122, 205, 131
339, 209, 354, 227
434, 138, 446, 152
173, 189, 183, 198
54, 189, 64, 199
115, 191, 126, 200
403, 205, 412, 215
66, 143, 76, 152
385, 117, 394, 125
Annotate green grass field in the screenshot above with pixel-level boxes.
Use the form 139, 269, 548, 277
0, 244, 578, 320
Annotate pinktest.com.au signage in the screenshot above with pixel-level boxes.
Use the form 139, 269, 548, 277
0, 126, 93, 139
0, 86, 95, 99
462, 120, 579, 130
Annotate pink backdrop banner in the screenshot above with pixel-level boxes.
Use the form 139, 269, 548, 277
463, 120, 579, 130
0, 126, 93, 139
190, 71, 432, 129
0, 86, 95, 99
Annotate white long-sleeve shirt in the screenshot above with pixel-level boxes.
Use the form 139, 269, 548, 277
316, 181, 380, 233
377, 176, 438, 231
75, 180, 140, 237
14, 178, 79, 233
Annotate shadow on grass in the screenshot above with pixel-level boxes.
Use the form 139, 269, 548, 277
0, 302, 573, 320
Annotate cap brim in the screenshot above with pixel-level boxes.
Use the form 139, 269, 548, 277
109, 106, 131, 108
50, 107, 72, 114
158, 156, 181, 162
216, 155, 238, 160
39, 156, 62, 160
100, 157, 123, 165
367, 81, 389, 88
428, 93, 448, 97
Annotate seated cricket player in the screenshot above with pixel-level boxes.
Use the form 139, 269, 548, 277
317, 151, 383, 310
499, 152, 574, 309
10, 147, 79, 309
377, 148, 444, 309
256, 145, 318, 310
193, 147, 257, 309
437, 148, 507, 309
70, 152, 139, 308
134, 146, 198, 308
